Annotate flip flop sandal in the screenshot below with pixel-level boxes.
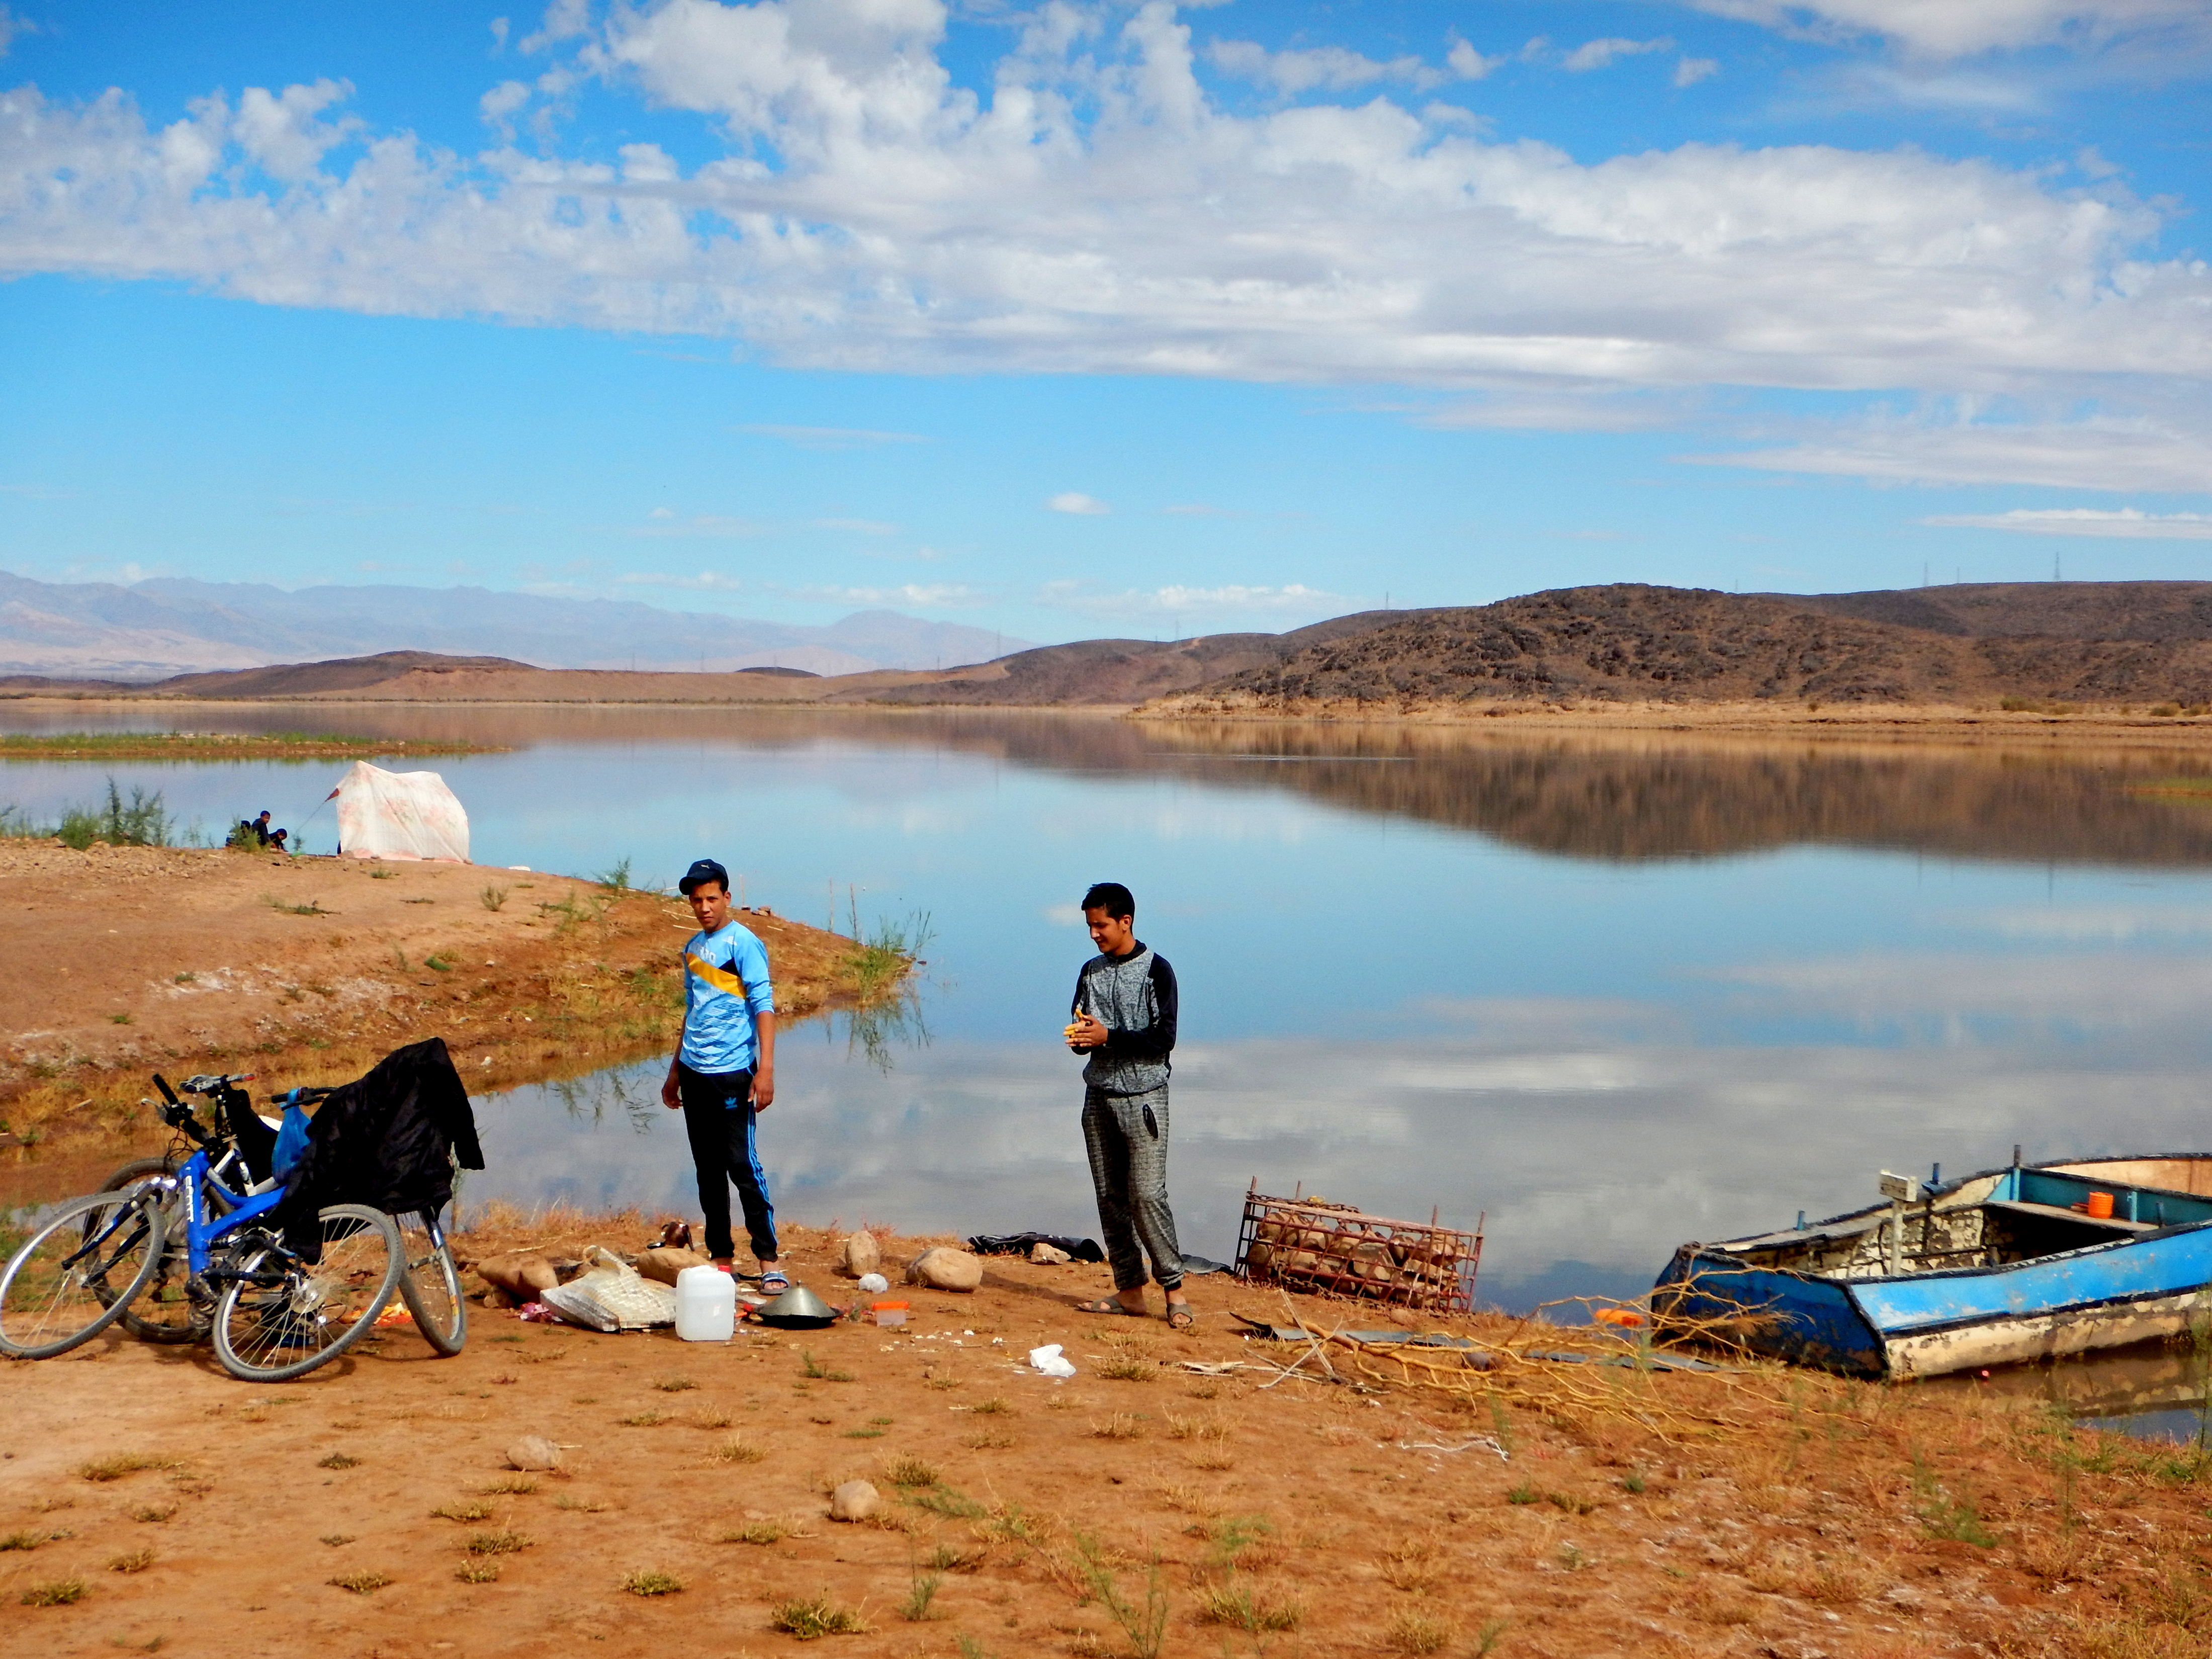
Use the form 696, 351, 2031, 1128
1075, 1297, 1147, 1316
759, 1269, 790, 1294
1166, 1304, 1196, 1331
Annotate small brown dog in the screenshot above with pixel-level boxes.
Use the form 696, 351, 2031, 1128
656, 1219, 695, 1252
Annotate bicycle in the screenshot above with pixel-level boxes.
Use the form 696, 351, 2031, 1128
1, 1076, 403, 1380
100, 1074, 466, 1359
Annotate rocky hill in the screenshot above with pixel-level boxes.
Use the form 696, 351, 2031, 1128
1168, 582, 2212, 711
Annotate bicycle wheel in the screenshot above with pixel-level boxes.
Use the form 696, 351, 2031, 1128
0, 1190, 166, 1360
211, 1204, 401, 1383
394, 1211, 467, 1356
97, 1157, 204, 1345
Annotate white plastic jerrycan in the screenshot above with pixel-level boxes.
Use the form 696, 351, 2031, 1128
674, 1264, 736, 1342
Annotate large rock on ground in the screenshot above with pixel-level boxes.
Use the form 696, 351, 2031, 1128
838, 1232, 882, 1278
506, 1436, 562, 1472
906, 1247, 984, 1292
829, 1479, 880, 1522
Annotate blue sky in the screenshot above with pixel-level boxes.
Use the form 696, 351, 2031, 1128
4, 0, 2210, 644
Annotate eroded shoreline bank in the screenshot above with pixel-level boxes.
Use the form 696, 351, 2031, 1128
0, 842, 902, 1208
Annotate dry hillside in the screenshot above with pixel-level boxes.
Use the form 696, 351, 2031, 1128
1171, 583, 2212, 711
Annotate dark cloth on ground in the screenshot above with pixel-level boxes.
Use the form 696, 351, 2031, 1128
965, 1232, 1106, 1263
1082, 1083, 1183, 1293
275, 1037, 483, 1261
677, 1063, 778, 1262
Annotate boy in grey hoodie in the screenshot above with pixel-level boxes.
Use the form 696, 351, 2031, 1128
1065, 881, 1190, 1328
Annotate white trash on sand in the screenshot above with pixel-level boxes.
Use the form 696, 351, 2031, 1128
1029, 1343, 1077, 1378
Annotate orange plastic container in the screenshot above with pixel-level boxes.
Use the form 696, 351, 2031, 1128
2086, 1191, 2115, 1219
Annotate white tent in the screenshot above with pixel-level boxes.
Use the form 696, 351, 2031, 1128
329, 761, 470, 862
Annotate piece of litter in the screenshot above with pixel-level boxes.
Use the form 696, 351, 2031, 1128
1396, 1436, 1510, 1461
1177, 1360, 1246, 1375
1029, 1343, 1077, 1379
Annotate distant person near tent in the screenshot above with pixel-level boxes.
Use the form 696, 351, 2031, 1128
327, 761, 469, 861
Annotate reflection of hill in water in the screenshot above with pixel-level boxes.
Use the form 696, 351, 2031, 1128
158, 702, 2212, 868
1140, 725, 2212, 867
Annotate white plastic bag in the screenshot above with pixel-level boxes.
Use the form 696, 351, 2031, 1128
540, 1246, 677, 1332
1029, 1343, 1077, 1378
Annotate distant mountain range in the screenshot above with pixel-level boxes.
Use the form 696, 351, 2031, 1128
0, 570, 1031, 679
14, 578, 2212, 713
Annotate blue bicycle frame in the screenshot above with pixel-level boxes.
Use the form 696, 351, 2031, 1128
164, 1145, 287, 1285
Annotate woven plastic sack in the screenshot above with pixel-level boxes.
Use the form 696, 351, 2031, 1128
539, 1246, 677, 1332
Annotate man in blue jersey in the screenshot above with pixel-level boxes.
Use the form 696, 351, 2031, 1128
660, 858, 785, 1292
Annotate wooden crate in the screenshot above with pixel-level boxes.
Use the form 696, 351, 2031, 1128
1232, 1180, 1482, 1314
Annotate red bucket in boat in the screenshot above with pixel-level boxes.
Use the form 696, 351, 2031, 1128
2085, 1191, 2115, 1219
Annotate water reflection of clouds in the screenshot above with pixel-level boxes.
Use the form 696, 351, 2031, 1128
471, 965, 2212, 1312
1968, 905, 2212, 942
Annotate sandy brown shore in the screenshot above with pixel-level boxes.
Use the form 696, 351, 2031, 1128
4, 1215, 2209, 1659
0, 843, 892, 1208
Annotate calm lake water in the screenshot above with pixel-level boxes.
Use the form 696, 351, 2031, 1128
11, 704, 2212, 1342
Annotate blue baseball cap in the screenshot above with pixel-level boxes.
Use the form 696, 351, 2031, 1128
678, 857, 730, 895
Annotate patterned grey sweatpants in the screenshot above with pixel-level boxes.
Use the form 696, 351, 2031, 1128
1081, 1084, 1183, 1293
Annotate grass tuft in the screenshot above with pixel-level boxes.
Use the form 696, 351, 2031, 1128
1386, 1606, 1454, 1653
107, 1548, 155, 1574
19, 1576, 87, 1607
456, 1560, 501, 1584
78, 1453, 167, 1483
328, 1571, 392, 1595
317, 1452, 361, 1470
1090, 1413, 1143, 1440
481, 1474, 538, 1496
1198, 1581, 1303, 1633
883, 1455, 940, 1488
622, 1568, 685, 1598
901, 1567, 943, 1622
720, 1519, 794, 1545
464, 1531, 533, 1557
710, 1437, 766, 1465
768, 1591, 869, 1637
432, 1502, 494, 1522
800, 1350, 856, 1382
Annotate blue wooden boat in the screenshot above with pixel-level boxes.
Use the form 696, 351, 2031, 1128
1652, 1156, 2212, 1378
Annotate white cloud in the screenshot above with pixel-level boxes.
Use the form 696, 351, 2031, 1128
1047, 492, 1111, 516
1207, 39, 1441, 95
1447, 40, 1503, 79
626, 513, 768, 539
1687, 414, 2212, 491
1564, 37, 1675, 71
0, 0, 2207, 440
737, 424, 926, 450
480, 80, 532, 130
1684, 0, 2212, 58
615, 569, 748, 589
1920, 507, 2212, 540
1674, 55, 1721, 85
1048, 580, 1350, 620
520, 0, 592, 54
787, 581, 979, 607
0, 6, 31, 60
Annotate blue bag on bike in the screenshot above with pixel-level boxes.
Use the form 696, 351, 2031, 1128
272, 1103, 313, 1182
